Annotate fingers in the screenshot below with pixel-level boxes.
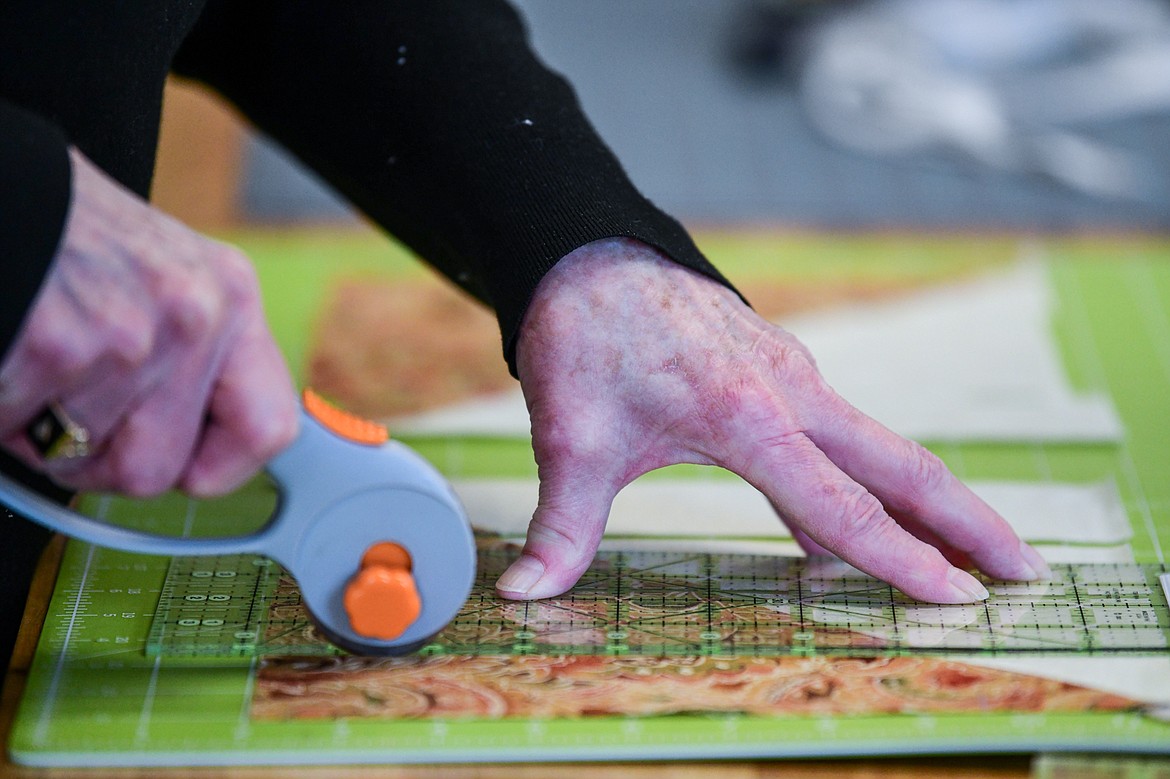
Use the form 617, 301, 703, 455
49, 330, 292, 500
737, 429, 992, 604
181, 316, 299, 498
884, 510, 975, 571
50, 330, 224, 496
788, 524, 835, 558
11, 317, 295, 499
0, 148, 298, 498
0, 297, 152, 445
0, 265, 294, 498
0, 323, 153, 480
803, 391, 1050, 582
496, 467, 616, 600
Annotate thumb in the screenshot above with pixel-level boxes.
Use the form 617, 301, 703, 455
495, 469, 615, 600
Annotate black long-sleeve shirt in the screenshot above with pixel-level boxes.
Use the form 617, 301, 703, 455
1, 0, 733, 373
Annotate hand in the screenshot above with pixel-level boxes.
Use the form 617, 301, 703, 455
0, 148, 298, 497
496, 238, 1050, 603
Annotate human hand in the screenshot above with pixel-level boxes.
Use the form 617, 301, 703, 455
496, 238, 1050, 603
0, 148, 298, 497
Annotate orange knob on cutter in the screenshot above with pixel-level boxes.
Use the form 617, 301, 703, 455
302, 388, 388, 446
344, 542, 422, 641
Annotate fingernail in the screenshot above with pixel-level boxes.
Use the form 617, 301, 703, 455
496, 554, 546, 596
946, 567, 990, 602
1018, 541, 1053, 580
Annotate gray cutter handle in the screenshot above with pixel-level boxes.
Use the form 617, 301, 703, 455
262, 406, 477, 654
0, 404, 477, 655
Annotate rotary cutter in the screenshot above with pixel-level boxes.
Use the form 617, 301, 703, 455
0, 389, 477, 655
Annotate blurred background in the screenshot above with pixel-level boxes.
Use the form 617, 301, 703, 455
155, 0, 1170, 234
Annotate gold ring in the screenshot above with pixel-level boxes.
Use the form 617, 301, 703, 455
27, 403, 92, 460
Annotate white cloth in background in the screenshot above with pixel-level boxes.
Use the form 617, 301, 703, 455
454, 477, 1131, 546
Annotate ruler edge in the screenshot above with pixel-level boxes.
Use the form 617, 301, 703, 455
146, 555, 1170, 659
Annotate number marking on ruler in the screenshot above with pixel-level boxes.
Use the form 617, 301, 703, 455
146, 554, 278, 659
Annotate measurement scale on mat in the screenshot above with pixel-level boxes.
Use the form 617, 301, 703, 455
148, 548, 1170, 659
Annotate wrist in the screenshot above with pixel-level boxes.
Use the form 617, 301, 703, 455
516, 237, 742, 381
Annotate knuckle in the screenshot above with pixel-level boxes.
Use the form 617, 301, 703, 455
157, 267, 223, 339
526, 516, 593, 570
700, 365, 791, 434
738, 426, 805, 471
210, 247, 261, 307
157, 246, 257, 339
709, 376, 762, 422
25, 322, 88, 377
167, 286, 221, 339
721, 389, 804, 469
896, 443, 952, 511
101, 313, 153, 366
827, 482, 893, 544
763, 338, 821, 386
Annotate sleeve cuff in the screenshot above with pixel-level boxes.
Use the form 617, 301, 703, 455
0, 101, 72, 364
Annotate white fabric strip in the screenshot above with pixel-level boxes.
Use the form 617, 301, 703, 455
454, 477, 1132, 545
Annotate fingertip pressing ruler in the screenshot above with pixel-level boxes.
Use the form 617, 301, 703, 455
146, 550, 1170, 660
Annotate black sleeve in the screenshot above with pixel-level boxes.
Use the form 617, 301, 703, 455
0, 102, 73, 663
172, 0, 739, 375
0, 100, 72, 365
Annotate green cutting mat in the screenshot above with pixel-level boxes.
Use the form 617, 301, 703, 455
9, 235, 1170, 766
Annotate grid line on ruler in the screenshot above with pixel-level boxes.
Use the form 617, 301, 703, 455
1070, 566, 1090, 652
